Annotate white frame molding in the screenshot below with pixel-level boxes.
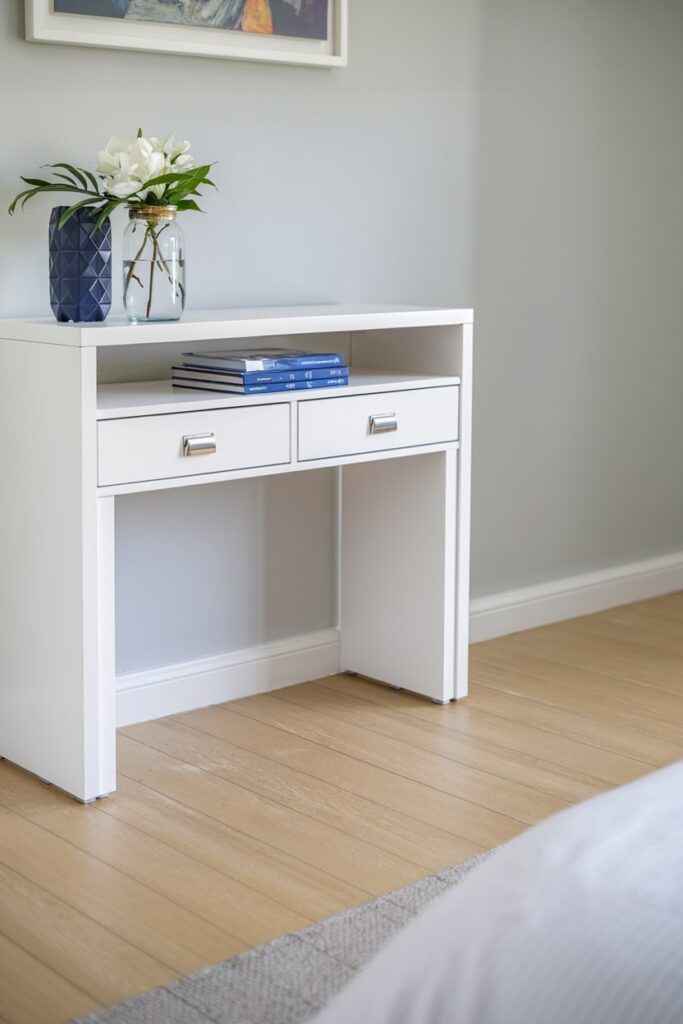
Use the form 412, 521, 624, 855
26, 0, 348, 69
116, 628, 341, 727
470, 551, 683, 644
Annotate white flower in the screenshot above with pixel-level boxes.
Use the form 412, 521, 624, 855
171, 140, 192, 160
96, 133, 196, 203
108, 180, 141, 199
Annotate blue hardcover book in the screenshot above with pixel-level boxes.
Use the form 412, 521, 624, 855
171, 365, 347, 385
172, 374, 349, 395
181, 348, 346, 372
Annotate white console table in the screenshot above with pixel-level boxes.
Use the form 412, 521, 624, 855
0, 305, 473, 802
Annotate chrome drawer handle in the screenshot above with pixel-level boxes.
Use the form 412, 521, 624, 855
369, 414, 398, 435
183, 433, 217, 457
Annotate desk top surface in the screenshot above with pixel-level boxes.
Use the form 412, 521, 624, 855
0, 304, 473, 348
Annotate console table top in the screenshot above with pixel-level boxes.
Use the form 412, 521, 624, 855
0, 303, 474, 348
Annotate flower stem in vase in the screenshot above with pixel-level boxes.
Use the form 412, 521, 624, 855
146, 224, 156, 320
123, 225, 148, 306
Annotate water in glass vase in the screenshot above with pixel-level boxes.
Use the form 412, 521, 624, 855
123, 206, 186, 323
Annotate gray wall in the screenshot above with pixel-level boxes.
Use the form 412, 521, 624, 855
1, 0, 681, 669
471, 0, 683, 596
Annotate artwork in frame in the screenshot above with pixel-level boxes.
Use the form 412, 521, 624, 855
25, 0, 348, 68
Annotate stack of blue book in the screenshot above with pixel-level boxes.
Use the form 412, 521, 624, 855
172, 348, 349, 395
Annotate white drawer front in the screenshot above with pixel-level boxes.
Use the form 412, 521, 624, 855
298, 386, 459, 462
98, 403, 290, 486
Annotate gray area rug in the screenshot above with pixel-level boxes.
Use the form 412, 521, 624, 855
72, 851, 491, 1024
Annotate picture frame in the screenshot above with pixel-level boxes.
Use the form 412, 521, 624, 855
25, 0, 348, 69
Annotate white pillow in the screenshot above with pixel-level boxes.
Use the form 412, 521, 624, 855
311, 761, 683, 1024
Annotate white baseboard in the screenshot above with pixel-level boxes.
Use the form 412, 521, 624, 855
116, 628, 341, 727
116, 552, 683, 725
469, 552, 683, 644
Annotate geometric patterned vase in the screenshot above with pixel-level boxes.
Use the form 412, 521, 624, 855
49, 206, 112, 322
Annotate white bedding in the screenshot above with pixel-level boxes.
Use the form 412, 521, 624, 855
312, 761, 683, 1024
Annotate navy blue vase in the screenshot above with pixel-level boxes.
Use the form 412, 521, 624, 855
49, 206, 112, 323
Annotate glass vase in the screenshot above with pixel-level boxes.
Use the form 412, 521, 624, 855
123, 205, 185, 323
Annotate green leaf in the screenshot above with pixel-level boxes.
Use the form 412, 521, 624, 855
185, 164, 213, 182
16, 184, 87, 211
135, 166, 213, 208
51, 171, 82, 188
179, 163, 212, 184
82, 169, 102, 194
19, 188, 46, 210
8, 190, 34, 215
140, 165, 209, 190
95, 199, 121, 230
175, 199, 202, 212
19, 176, 52, 187
15, 178, 85, 202
48, 163, 90, 190
22, 175, 83, 191
137, 127, 143, 138
8, 168, 99, 216
9, 183, 57, 214
57, 196, 101, 229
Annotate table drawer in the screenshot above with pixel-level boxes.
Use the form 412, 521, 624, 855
298, 386, 459, 462
98, 403, 290, 486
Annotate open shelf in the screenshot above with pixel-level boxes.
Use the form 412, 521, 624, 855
97, 368, 461, 420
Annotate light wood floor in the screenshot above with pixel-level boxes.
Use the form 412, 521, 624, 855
2, 593, 683, 1024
